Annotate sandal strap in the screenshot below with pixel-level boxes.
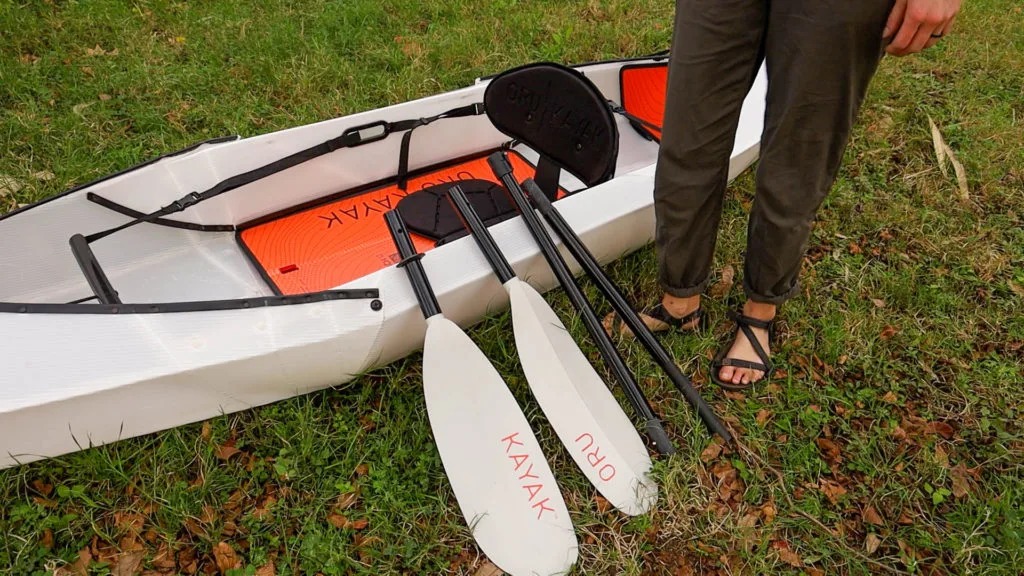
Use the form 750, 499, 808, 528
736, 322, 772, 369
648, 303, 702, 328
727, 309, 773, 330
716, 357, 771, 372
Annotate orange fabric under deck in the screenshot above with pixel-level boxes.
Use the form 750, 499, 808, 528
620, 64, 667, 140
240, 152, 545, 295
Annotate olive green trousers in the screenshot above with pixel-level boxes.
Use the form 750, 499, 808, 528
654, 0, 893, 304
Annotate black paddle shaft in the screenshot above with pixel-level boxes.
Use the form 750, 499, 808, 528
528, 190, 734, 443
446, 185, 517, 284
384, 209, 442, 319
487, 152, 675, 456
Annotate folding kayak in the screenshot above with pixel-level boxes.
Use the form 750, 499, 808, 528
0, 55, 766, 468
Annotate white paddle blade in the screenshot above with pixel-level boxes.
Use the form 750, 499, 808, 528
507, 280, 658, 516
422, 315, 578, 576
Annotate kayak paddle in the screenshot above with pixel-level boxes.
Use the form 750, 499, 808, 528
384, 209, 577, 576
447, 184, 658, 516
526, 183, 733, 443
487, 152, 676, 456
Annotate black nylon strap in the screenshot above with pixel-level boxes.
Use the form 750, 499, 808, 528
396, 103, 485, 190
607, 100, 662, 143
84, 103, 485, 242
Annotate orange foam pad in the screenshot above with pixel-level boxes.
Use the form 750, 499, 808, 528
239, 153, 542, 295
620, 64, 667, 140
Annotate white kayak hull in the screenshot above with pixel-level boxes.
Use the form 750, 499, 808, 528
0, 57, 766, 468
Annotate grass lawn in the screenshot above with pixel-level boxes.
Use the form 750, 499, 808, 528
2, 0, 1022, 574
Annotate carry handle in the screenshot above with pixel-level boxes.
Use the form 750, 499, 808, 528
446, 185, 516, 284
384, 210, 442, 319
341, 120, 391, 148
69, 234, 121, 304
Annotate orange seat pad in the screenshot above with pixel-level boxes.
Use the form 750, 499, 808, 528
620, 64, 667, 140
239, 152, 544, 295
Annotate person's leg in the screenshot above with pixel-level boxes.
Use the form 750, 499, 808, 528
650, 0, 768, 329
718, 0, 894, 385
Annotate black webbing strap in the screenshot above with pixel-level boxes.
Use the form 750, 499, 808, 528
84, 103, 485, 243
393, 103, 485, 190
533, 158, 562, 202
607, 100, 662, 143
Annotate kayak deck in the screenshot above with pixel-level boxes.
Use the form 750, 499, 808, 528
239, 151, 551, 295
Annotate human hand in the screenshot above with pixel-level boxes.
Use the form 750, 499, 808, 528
883, 0, 961, 56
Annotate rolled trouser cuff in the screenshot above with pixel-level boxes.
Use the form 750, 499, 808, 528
659, 273, 711, 299
742, 274, 799, 305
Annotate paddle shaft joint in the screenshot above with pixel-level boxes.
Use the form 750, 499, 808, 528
447, 185, 516, 284
384, 210, 442, 319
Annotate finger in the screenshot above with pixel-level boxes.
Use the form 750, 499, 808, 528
907, 20, 939, 54
886, 18, 919, 56
883, 0, 907, 38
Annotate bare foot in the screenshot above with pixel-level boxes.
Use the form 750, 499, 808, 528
718, 300, 775, 387
603, 294, 701, 337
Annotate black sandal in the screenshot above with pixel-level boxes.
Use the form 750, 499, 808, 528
606, 303, 703, 337
710, 310, 775, 391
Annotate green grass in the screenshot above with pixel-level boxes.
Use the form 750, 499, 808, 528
2, 0, 1022, 574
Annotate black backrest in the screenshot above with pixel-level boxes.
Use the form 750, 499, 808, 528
483, 62, 618, 198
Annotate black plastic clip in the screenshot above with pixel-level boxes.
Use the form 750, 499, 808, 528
395, 252, 424, 269
167, 191, 202, 212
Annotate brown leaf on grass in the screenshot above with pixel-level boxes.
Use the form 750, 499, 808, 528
880, 325, 898, 340
594, 495, 612, 514
33, 495, 58, 508
816, 438, 842, 464
98, 93, 112, 102
871, 298, 886, 308
31, 479, 54, 496
41, 529, 55, 549
849, 242, 863, 255
700, 438, 723, 463
934, 444, 950, 468
473, 561, 504, 576
950, 464, 980, 498
215, 441, 241, 460
897, 510, 915, 525
771, 540, 803, 567
112, 550, 144, 576
737, 512, 759, 529
327, 512, 348, 529
755, 409, 772, 426
865, 533, 882, 555
201, 422, 211, 440
255, 563, 276, 576
351, 518, 369, 530
724, 390, 746, 401
710, 264, 735, 297
929, 116, 949, 177
881, 391, 899, 404
85, 45, 119, 57
819, 479, 848, 505
57, 547, 92, 576
355, 463, 370, 476
760, 502, 777, 524
0, 174, 24, 197
214, 542, 241, 573
924, 421, 955, 439
863, 505, 884, 526
253, 495, 277, 520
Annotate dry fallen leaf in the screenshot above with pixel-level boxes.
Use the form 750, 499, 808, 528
950, 463, 977, 498
355, 463, 370, 476
925, 421, 955, 439
865, 533, 882, 555
863, 505, 884, 526
929, 116, 949, 177
327, 512, 348, 529
32, 170, 55, 182
255, 563, 276, 576
201, 422, 211, 440
880, 325, 898, 341
594, 495, 612, 514
98, 93, 112, 101
112, 549, 144, 576
700, 438, 723, 463
871, 298, 886, 308
816, 438, 842, 463
755, 409, 772, 426
213, 542, 240, 573
215, 442, 241, 460
771, 540, 803, 567
1008, 280, 1024, 298
41, 529, 55, 549
473, 561, 505, 576
0, 174, 24, 197
881, 391, 899, 404
934, 444, 950, 468
819, 479, 848, 505
710, 264, 735, 297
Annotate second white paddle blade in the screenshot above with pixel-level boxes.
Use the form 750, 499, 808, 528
508, 279, 658, 516
422, 315, 578, 576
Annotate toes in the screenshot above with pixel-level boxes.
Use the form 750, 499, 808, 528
740, 371, 751, 385
732, 370, 745, 386
719, 366, 734, 382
